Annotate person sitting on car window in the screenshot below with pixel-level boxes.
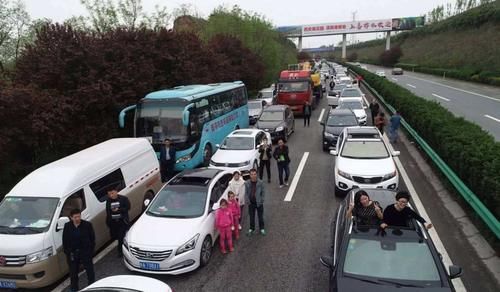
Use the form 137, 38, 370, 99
346, 190, 383, 225
380, 190, 433, 230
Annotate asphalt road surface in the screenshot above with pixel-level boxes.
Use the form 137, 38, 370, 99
361, 63, 500, 141
37, 94, 498, 292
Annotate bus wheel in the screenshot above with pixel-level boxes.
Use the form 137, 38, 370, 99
203, 144, 212, 167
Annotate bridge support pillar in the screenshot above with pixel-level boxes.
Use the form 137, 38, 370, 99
342, 33, 347, 60
298, 36, 303, 51
385, 31, 391, 51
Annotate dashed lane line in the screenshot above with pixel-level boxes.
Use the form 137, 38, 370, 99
432, 93, 451, 102
407, 83, 417, 89
484, 114, 500, 123
318, 108, 325, 122
284, 152, 309, 202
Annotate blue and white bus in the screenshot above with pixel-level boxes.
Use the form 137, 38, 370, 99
119, 81, 249, 171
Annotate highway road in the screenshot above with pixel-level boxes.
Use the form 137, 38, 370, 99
361, 63, 500, 141
40, 95, 499, 292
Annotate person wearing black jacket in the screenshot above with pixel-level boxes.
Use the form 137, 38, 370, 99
258, 137, 272, 183
106, 188, 131, 257
273, 139, 291, 188
380, 191, 433, 230
303, 101, 312, 127
63, 208, 95, 292
369, 101, 380, 125
160, 138, 176, 182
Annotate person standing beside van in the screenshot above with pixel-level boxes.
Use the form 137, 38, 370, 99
160, 138, 176, 182
63, 208, 96, 292
105, 188, 131, 257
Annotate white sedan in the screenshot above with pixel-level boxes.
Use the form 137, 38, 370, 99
376, 70, 386, 78
209, 129, 271, 176
81, 275, 172, 292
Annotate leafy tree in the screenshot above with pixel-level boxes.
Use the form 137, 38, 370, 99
347, 52, 358, 62
297, 51, 311, 61
379, 46, 403, 67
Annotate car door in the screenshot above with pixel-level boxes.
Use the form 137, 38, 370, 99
207, 173, 233, 239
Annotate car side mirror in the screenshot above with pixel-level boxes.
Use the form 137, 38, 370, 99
392, 151, 400, 156
330, 150, 338, 156
363, 106, 368, 109
215, 144, 220, 148
212, 202, 220, 212
449, 265, 463, 279
56, 217, 70, 232
320, 255, 334, 269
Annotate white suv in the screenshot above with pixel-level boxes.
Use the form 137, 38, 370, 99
331, 127, 399, 196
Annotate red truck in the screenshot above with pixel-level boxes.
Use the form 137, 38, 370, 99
276, 70, 314, 115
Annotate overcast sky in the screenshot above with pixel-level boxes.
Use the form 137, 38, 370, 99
24, 0, 453, 48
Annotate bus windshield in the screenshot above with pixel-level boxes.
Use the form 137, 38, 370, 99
136, 100, 189, 144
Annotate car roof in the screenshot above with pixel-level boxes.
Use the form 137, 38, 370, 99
168, 168, 224, 187
263, 105, 287, 111
229, 129, 263, 137
345, 126, 381, 139
328, 108, 356, 116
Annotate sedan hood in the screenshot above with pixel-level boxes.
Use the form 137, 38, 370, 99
256, 120, 284, 130
337, 157, 396, 176
212, 149, 255, 164
128, 213, 205, 248
337, 278, 451, 292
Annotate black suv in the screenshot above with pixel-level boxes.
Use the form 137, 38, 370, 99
320, 189, 463, 292
321, 108, 358, 151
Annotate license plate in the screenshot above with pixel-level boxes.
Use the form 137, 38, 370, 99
0, 280, 16, 289
139, 262, 160, 271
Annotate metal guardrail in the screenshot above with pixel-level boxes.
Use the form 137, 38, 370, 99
348, 68, 500, 239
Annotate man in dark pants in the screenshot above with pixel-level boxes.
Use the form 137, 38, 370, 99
258, 137, 272, 183
303, 101, 312, 127
369, 101, 380, 125
245, 169, 266, 236
106, 188, 130, 257
160, 138, 176, 182
63, 208, 95, 292
273, 139, 291, 188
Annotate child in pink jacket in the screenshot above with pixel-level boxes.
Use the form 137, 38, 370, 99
215, 199, 234, 253
227, 191, 241, 239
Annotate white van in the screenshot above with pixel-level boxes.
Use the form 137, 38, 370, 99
0, 138, 162, 289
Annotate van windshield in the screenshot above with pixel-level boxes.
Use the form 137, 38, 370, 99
0, 197, 59, 234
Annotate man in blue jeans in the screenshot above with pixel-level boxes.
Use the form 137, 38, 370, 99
273, 139, 291, 188
244, 169, 266, 236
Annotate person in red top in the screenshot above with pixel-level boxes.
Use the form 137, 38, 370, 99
215, 199, 234, 254
227, 191, 241, 239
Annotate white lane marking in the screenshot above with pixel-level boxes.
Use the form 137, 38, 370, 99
52, 241, 118, 292
383, 134, 467, 291
405, 74, 500, 103
318, 108, 325, 122
407, 83, 417, 88
432, 93, 451, 102
391, 77, 398, 81
484, 114, 500, 123
284, 152, 309, 202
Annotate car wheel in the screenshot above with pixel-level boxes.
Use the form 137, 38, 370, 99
334, 186, 345, 197
142, 191, 155, 212
203, 144, 212, 167
199, 236, 212, 267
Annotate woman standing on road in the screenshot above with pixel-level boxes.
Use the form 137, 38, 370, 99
228, 171, 245, 230
375, 112, 387, 135
346, 190, 383, 225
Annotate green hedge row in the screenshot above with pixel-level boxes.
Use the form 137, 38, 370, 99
348, 65, 500, 219
394, 63, 500, 86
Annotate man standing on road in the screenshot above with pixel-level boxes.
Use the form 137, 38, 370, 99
303, 101, 312, 127
63, 208, 96, 292
375, 112, 387, 135
245, 169, 266, 236
389, 110, 402, 143
105, 188, 131, 257
273, 139, 291, 188
160, 138, 176, 182
258, 137, 272, 183
369, 101, 380, 125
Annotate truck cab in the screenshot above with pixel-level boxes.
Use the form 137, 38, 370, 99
276, 70, 314, 115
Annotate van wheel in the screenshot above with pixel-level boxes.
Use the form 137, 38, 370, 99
142, 191, 155, 212
200, 236, 212, 267
203, 144, 212, 167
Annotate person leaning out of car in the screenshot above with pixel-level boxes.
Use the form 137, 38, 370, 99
346, 190, 383, 226
380, 190, 433, 230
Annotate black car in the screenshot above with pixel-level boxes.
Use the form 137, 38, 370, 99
320, 189, 463, 292
321, 109, 358, 151
255, 105, 295, 143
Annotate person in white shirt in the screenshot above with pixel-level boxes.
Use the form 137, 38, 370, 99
227, 171, 246, 230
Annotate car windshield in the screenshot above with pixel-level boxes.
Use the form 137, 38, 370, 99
136, 100, 189, 144
248, 102, 262, 110
327, 115, 358, 126
340, 101, 363, 110
146, 186, 207, 218
341, 89, 361, 97
259, 111, 283, 121
341, 140, 389, 159
278, 81, 309, 93
220, 136, 254, 150
343, 238, 441, 282
0, 197, 59, 234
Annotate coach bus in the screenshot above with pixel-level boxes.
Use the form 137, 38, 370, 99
119, 81, 249, 171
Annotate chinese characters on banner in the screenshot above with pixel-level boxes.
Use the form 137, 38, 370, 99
302, 19, 392, 36
208, 112, 239, 132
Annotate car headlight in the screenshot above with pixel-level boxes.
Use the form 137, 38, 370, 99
324, 132, 335, 138
337, 169, 352, 180
26, 247, 53, 264
275, 126, 284, 132
176, 154, 191, 163
236, 160, 251, 167
176, 234, 200, 256
383, 170, 397, 181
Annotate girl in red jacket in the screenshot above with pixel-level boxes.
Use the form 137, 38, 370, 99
227, 191, 241, 239
215, 199, 234, 253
